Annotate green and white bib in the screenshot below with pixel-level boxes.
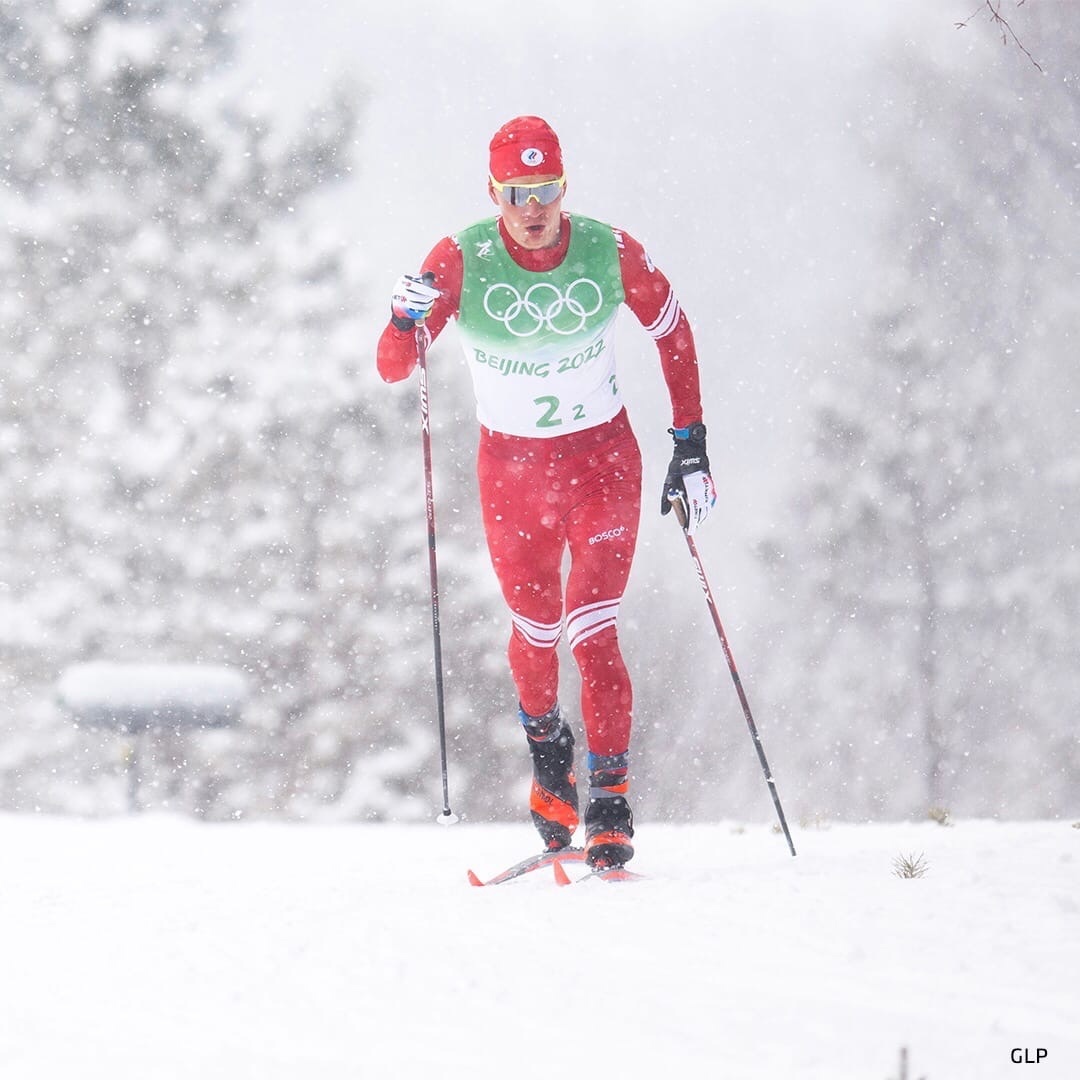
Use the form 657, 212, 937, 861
456, 214, 626, 437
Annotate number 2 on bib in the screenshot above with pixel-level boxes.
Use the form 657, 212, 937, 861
534, 395, 562, 428
533, 395, 590, 429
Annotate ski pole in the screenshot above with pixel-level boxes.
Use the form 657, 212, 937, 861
669, 495, 796, 855
416, 273, 457, 825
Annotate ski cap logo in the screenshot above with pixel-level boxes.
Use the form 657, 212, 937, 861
520, 147, 545, 167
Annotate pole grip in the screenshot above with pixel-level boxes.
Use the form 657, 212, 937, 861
413, 271, 437, 331
667, 489, 689, 531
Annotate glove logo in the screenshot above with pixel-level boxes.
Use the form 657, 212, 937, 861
483, 279, 604, 338
520, 147, 545, 166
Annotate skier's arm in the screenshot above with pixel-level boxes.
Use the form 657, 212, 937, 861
616, 230, 703, 429
617, 229, 715, 532
376, 236, 463, 383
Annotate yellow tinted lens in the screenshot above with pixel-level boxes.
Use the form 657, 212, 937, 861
495, 176, 564, 206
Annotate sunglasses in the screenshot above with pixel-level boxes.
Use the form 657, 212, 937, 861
490, 174, 566, 206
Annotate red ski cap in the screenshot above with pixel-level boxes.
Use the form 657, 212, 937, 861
489, 116, 564, 182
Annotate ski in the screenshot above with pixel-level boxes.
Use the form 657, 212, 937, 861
552, 859, 645, 886
466, 847, 586, 887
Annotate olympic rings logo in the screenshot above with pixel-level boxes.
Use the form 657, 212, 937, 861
482, 278, 604, 337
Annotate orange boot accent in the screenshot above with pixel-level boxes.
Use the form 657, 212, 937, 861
585, 828, 633, 851
530, 777, 580, 830
585, 830, 635, 868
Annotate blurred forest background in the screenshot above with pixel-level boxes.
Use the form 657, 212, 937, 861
1, 0, 1076, 824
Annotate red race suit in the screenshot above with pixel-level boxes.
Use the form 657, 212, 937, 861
377, 214, 703, 758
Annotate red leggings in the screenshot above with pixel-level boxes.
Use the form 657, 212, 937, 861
477, 410, 642, 757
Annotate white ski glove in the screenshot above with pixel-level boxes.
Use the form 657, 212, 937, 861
668, 471, 716, 535
391, 273, 440, 330
661, 422, 716, 536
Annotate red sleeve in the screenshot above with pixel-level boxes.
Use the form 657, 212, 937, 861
615, 229, 703, 430
376, 236, 464, 383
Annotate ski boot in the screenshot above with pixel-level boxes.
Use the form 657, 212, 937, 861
584, 751, 634, 868
521, 703, 579, 851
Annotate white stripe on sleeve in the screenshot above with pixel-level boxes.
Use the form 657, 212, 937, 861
644, 289, 681, 340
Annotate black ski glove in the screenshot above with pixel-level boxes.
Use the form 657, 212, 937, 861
661, 422, 716, 534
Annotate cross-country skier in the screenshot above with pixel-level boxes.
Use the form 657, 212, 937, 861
377, 115, 714, 869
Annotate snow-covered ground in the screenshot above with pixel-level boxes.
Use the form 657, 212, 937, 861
1, 815, 1076, 1079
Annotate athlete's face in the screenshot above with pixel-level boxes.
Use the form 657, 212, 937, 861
490, 173, 565, 250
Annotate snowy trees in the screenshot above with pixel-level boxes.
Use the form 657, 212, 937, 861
0, 0, 345, 809
3, 2, 1075, 825
760, 16, 1080, 819
0, 0, 513, 818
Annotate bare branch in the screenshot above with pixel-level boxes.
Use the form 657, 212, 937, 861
955, 0, 1043, 71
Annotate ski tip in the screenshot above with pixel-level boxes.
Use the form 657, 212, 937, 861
466, 869, 484, 887
552, 859, 573, 887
